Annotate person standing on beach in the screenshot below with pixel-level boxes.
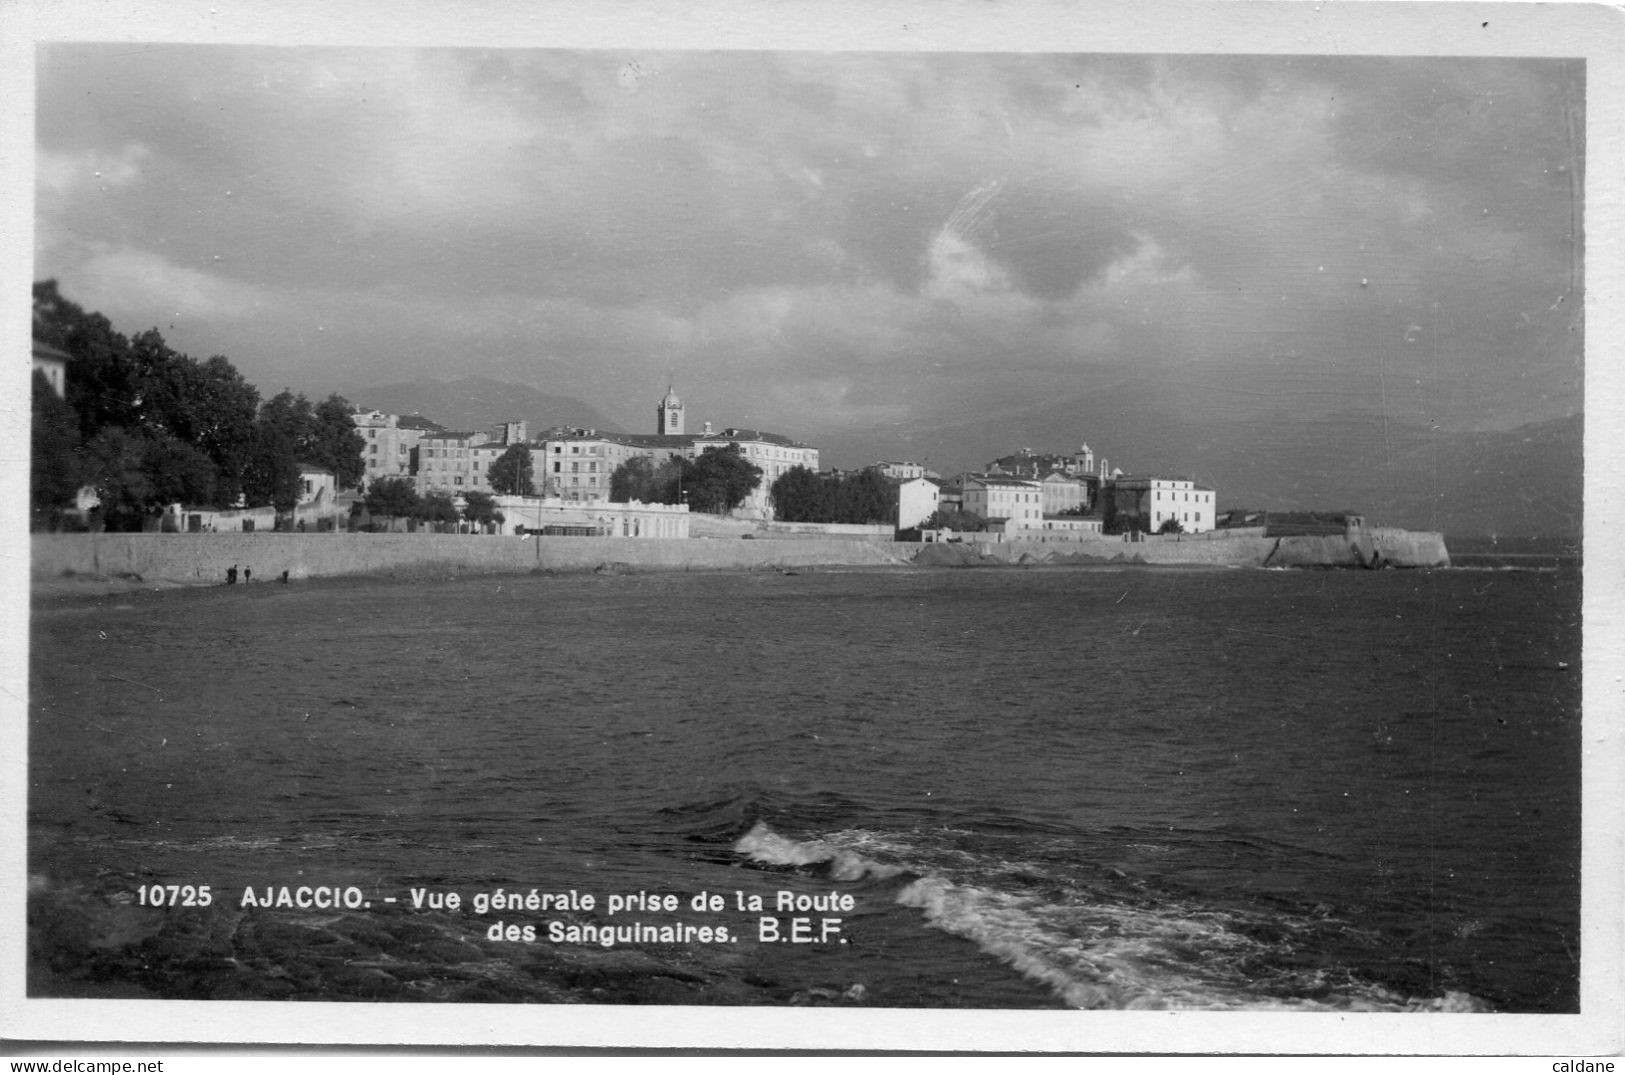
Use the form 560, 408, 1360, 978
227, 565, 238, 584
244, 567, 252, 583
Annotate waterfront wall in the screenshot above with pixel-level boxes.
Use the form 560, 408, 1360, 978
966, 534, 1278, 566
31, 524, 1452, 585
956, 526, 1447, 569
1371, 527, 1451, 568
31, 533, 911, 584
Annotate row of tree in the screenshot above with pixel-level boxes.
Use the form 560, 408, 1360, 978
768, 466, 898, 525
359, 479, 504, 532
31, 280, 367, 531
608, 445, 763, 515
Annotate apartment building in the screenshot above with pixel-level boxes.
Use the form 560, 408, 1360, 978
1109, 476, 1217, 533
963, 476, 1044, 530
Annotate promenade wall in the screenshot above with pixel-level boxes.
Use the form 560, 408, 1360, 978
966, 534, 1277, 566
956, 526, 1447, 568
31, 525, 1451, 585
31, 533, 910, 585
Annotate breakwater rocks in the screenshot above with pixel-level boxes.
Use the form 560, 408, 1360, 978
31, 527, 1449, 589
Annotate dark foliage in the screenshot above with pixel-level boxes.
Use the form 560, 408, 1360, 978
31, 370, 84, 530
487, 444, 535, 496
770, 466, 897, 524
30, 281, 372, 529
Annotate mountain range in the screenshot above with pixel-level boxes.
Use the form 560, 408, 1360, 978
344, 376, 623, 438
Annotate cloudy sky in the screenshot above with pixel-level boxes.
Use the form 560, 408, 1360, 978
33, 40, 1584, 470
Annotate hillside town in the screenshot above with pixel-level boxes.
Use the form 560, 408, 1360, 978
345, 379, 1221, 539
33, 320, 1221, 542
31, 285, 1450, 571
340, 382, 1220, 541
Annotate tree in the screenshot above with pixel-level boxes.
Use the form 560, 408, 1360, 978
242, 402, 304, 515
461, 490, 504, 531
488, 444, 535, 496
922, 508, 986, 532
34, 279, 141, 436
192, 355, 261, 507
683, 444, 762, 515
31, 369, 83, 530
363, 476, 421, 529
1158, 517, 1184, 534
833, 468, 895, 524
770, 466, 897, 524
80, 428, 156, 531
417, 490, 461, 530
769, 466, 831, 522
610, 456, 661, 503
309, 394, 367, 490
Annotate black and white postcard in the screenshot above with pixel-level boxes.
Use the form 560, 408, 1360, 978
4, 0, 1621, 1060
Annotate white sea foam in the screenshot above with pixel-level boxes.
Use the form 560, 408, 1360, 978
733, 820, 907, 881
736, 821, 1494, 1012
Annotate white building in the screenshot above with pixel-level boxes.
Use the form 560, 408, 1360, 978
963, 476, 1044, 531
1109, 476, 1217, 533
877, 461, 926, 481
32, 338, 69, 397
689, 428, 820, 520
416, 430, 491, 494
897, 476, 940, 530
1037, 515, 1104, 537
351, 408, 426, 490
495, 496, 690, 539
1039, 471, 1090, 516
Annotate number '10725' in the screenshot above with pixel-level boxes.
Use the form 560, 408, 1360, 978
137, 884, 213, 907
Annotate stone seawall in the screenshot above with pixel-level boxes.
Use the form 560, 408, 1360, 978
938, 527, 1447, 569
962, 535, 1276, 566
32, 525, 1451, 586
1370, 528, 1451, 568
31, 533, 911, 585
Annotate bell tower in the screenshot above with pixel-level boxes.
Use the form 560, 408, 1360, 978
657, 385, 685, 435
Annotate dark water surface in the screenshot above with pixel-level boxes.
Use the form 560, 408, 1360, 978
29, 563, 1582, 1010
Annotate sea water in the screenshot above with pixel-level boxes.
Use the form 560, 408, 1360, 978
28, 562, 1581, 1010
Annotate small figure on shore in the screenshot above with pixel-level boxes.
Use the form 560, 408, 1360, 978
244, 566, 252, 583
280, 570, 290, 584
226, 565, 238, 585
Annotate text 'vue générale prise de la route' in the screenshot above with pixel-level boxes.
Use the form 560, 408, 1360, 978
218, 884, 857, 947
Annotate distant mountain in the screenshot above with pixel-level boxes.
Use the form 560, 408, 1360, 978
343, 376, 623, 437
821, 391, 1581, 539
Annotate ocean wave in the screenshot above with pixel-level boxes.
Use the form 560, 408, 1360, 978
734, 821, 1493, 1012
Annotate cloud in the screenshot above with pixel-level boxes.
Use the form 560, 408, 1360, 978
71, 245, 268, 323
37, 144, 152, 195
33, 48, 1582, 453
